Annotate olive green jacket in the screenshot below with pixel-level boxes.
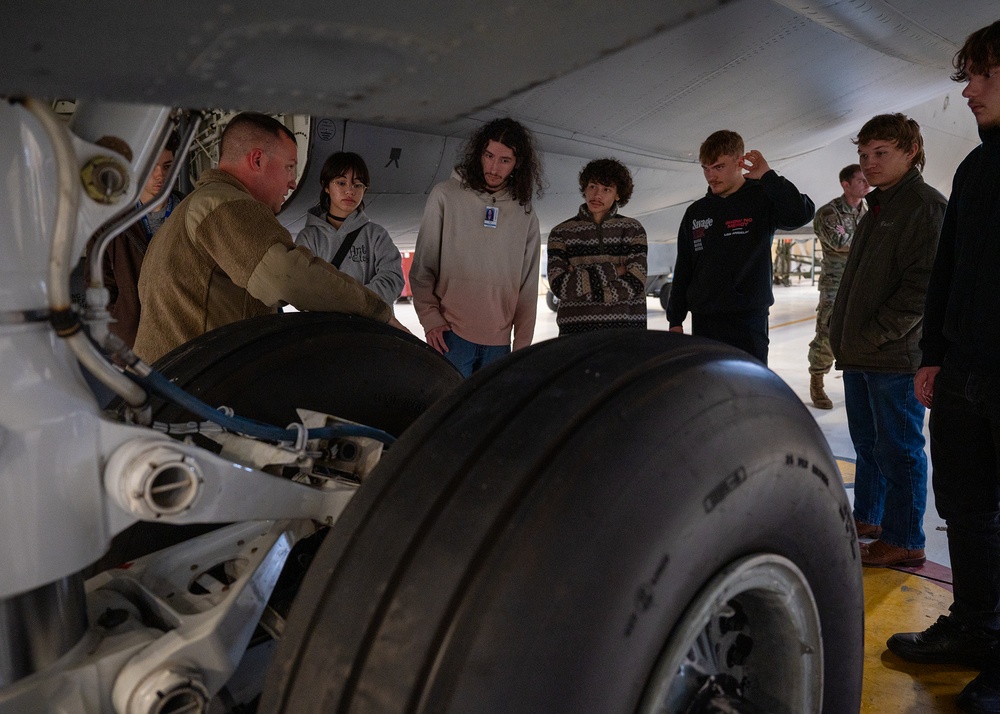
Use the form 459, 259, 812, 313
829, 168, 946, 373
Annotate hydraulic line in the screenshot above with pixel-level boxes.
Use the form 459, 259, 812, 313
22, 97, 149, 408
87, 114, 202, 291
125, 363, 396, 447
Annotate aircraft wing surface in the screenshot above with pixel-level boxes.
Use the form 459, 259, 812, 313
2, 0, 994, 246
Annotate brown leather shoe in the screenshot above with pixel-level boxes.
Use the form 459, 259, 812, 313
810, 374, 833, 409
860, 539, 926, 568
854, 519, 883, 539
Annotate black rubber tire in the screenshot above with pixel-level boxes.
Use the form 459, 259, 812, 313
658, 281, 672, 312
545, 289, 559, 312
148, 312, 461, 437
260, 330, 862, 713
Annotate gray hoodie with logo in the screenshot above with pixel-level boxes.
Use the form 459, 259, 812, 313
295, 206, 404, 304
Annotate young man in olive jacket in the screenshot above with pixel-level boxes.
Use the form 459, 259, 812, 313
829, 113, 947, 568
884, 21, 1000, 714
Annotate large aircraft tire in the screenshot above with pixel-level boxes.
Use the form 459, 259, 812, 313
261, 331, 862, 713
148, 311, 461, 436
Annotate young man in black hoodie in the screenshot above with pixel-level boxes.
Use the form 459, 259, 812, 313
885, 21, 1000, 714
666, 130, 814, 363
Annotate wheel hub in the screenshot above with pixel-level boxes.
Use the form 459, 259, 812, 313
640, 554, 823, 714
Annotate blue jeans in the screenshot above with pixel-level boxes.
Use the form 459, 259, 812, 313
844, 370, 928, 550
443, 330, 511, 378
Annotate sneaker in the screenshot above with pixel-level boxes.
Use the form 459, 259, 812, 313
860, 539, 926, 568
887, 615, 994, 668
854, 519, 883, 539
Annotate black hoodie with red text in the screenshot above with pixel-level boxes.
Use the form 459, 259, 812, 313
667, 170, 814, 327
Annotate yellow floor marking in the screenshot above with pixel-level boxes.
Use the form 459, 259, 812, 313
838, 459, 855, 485
861, 568, 975, 713
770, 315, 816, 329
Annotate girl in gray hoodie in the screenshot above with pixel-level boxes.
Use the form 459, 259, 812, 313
295, 152, 404, 304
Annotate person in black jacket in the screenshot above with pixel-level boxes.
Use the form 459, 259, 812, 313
666, 130, 814, 364
885, 21, 1000, 714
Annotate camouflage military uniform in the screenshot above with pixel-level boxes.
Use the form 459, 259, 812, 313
808, 195, 865, 374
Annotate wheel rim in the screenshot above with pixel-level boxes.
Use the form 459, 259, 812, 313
639, 554, 822, 714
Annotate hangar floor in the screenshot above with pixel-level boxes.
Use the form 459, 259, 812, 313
392, 280, 971, 713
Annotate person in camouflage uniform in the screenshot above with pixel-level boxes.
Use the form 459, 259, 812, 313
808, 164, 870, 408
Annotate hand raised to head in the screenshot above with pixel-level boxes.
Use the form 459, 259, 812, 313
739, 150, 770, 180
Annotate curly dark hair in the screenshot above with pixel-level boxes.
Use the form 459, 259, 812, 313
456, 117, 543, 208
318, 151, 370, 213
952, 20, 1000, 81
578, 158, 634, 208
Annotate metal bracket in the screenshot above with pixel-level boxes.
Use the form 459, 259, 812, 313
107, 520, 309, 713
0, 521, 315, 713
103, 435, 357, 525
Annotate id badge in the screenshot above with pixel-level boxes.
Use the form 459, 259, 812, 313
484, 205, 499, 228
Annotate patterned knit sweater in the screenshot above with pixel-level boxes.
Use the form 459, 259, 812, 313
547, 204, 647, 335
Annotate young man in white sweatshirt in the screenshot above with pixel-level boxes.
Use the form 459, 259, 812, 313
410, 118, 543, 377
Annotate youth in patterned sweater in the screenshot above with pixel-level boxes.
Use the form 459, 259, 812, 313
547, 158, 647, 335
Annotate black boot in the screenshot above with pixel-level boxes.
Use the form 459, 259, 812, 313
888, 615, 994, 668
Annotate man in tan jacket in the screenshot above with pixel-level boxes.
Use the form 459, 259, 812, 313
134, 113, 401, 363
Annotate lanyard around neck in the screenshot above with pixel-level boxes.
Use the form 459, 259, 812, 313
138, 194, 177, 241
